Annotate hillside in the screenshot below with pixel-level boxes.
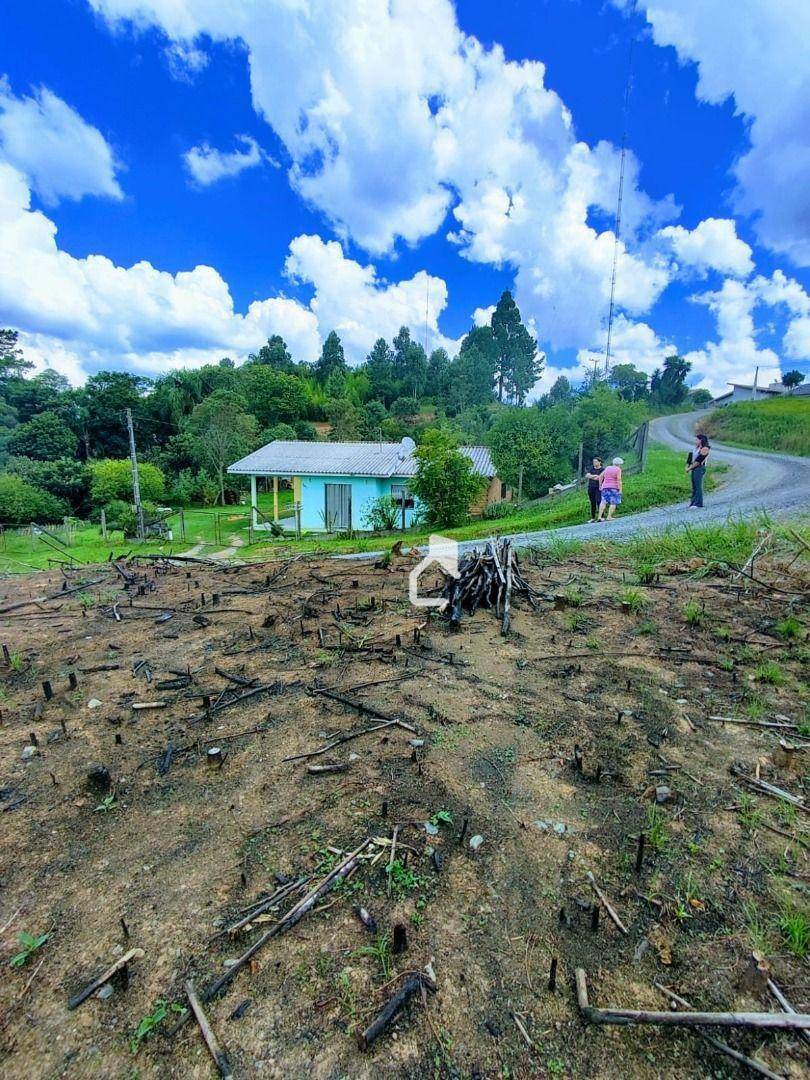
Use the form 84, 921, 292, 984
703, 396, 810, 456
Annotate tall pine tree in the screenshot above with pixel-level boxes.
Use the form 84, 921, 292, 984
315, 331, 347, 384
490, 291, 541, 404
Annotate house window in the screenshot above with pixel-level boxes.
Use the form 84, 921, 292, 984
391, 484, 414, 509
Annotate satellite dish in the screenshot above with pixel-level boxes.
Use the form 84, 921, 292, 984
399, 436, 416, 459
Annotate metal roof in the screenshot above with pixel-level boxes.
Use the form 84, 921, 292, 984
227, 440, 496, 478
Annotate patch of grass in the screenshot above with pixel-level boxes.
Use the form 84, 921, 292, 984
618, 587, 648, 614
646, 805, 669, 853
563, 584, 583, 607
385, 859, 423, 899
776, 901, 810, 958
634, 618, 656, 636
703, 396, 810, 456
774, 615, 803, 641
335, 969, 359, 1025
565, 610, 587, 632
8, 651, 23, 672
634, 561, 658, 585
755, 660, 786, 685
738, 793, 763, 832
354, 933, 393, 981
682, 599, 704, 627
10, 930, 50, 967
742, 900, 769, 953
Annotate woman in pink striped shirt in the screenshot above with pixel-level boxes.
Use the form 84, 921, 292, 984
597, 457, 624, 522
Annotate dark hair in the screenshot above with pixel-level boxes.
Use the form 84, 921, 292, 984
593, 456, 602, 464
696, 433, 710, 448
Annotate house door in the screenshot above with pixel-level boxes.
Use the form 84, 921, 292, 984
324, 483, 352, 531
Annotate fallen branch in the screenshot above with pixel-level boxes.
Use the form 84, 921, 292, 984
586, 872, 629, 935
283, 719, 415, 763
358, 972, 436, 1050
653, 983, 785, 1080
730, 766, 808, 814
575, 969, 810, 1031
185, 981, 233, 1079
68, 947, 144, 1010
707, 716, 798, 732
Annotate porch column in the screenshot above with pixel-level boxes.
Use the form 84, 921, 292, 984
273, 475, 279, 522
250, 474, 258, 528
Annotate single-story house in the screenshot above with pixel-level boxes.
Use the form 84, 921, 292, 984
712, 379, 785, 406
227, 438, 506, 532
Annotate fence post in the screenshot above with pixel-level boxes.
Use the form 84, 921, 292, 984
517, 464, 524, 505
294, 502, 302, 540
639, 421, 649, 473
577, 442, 584, 481
179, 508, 185, 541
100, 508, 108, 541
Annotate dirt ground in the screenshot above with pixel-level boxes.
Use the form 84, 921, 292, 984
0, 542, 807, 1079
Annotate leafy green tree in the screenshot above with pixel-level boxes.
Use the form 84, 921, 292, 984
6, 457, 90, 514
79, 371, 150, 458
260, 423, 297, 443
6, 411, 78, 460
239, 366, 308, 426
247, 335, 295, 372
326, 398, 363, 440
0, 329, 33, 384
187, 391, 257, 505
446, 327, 496, 411
363, 338, 397, 404
545, 375, 574, 406
3, 370, 70, 422
392, 326, 428, 400
409, 429, 485, 527
688, 388, 714, 405
487, 406, 577, 498
426, 348, 451, 400
609, 363, 649, 402
575, 386, 643, 460
89, 459, 166, 506
315, 331, 347, 384
294, 420, 318, 440
0, 474, 68, 524
649, 355, 691, 406
783, 370, 805, 392
361, 400, 388, 439
491, 291, 540, 403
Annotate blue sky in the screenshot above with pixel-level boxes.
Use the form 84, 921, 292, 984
0, 0, 808, 395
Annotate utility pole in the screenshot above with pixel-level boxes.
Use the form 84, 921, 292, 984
125, 408, 145, 540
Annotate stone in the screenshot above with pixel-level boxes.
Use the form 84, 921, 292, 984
21, 745, 38, 761
553, 822, 567, 835
469, 834, 484, 852
533, 819, 550, 831
409, 739, 425, 748
424, 822, 439, 836
655, 785, 672, 804
86, 765, 112, 798
97, 984, 114, 1001
87, 698, 102, 709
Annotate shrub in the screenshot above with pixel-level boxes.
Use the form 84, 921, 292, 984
89, 459, 165, 506
6, 411, 78, 460
362, 495, 400, 532
103, 499, 159, 537
482, 499, 516, 520
409, 430, 485, 527
169, 468, 219, 506
0, 475, 68, 524
6, 456, 90, 513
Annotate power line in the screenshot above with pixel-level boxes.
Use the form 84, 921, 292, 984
604, 1, 639, 377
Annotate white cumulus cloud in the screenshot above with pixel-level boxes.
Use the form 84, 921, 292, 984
658, 217, 754, 278
184, 135, 270, 186
626, 1, 810, 266
0, 76, 122, 205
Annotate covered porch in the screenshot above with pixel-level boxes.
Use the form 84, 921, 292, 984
247, 473, 301, 531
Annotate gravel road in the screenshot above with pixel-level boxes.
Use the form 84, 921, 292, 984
447, 410, 810, 553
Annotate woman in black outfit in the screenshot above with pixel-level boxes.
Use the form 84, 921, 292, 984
686, 434, 710, 508
585, 456, 604, 521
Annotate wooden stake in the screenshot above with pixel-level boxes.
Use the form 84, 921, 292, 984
586, 872, 629, 935
185, 981, 233, 1079
548, 957, 558, 993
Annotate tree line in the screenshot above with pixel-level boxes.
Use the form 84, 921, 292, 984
0, 289, 705, 527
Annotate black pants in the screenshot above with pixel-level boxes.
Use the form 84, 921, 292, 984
690, 466, 705, 507
588, 487, 599, 519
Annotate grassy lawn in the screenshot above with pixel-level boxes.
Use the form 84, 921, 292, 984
0, 444, 717, 571
703, 396, 810, 456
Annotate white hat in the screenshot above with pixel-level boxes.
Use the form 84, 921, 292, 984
612, 456, 624, 466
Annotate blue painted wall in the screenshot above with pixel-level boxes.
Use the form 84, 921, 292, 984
298, 474, 420, 531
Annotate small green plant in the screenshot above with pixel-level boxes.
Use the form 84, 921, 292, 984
585, 635, 600, 650
565, 610, 587, 632
742, 900, 769, 952
8, 651, 23, 672
619, 587, 647, 614
429, 809, 453, 828
718, 656, 735, 671
745, 698, 766, 721
634, 562, 657, 585
754, 660, 786, 686
634, 618, 656, 636
774, 615, 803, 641
714, 625, 732, 641
10, 931, 50, 967
130, 1000, 186, 1054
93, 794, 118, 813
335, 969, 359, 1025
355, 933, 393, 981
738, 793, 763, 832
645, 805, 669, 853
385, 859, 422, 898
682, 599, 704, 627
777, 901, 810, 958
563, 584, 583, 607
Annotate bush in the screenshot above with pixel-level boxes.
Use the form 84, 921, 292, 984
409, 430, 485, 527
169, 469, 219, 507
102, 499, 159, 537
0, 475, 68, 524
6, 456, 91, 514
362, 495, 400, 532
482, 499, 516, 520
89, 459, 165, 506
294, 420, 318, 441
6, 411, 78, 460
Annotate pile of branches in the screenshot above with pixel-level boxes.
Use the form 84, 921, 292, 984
441, 539, 542, 634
